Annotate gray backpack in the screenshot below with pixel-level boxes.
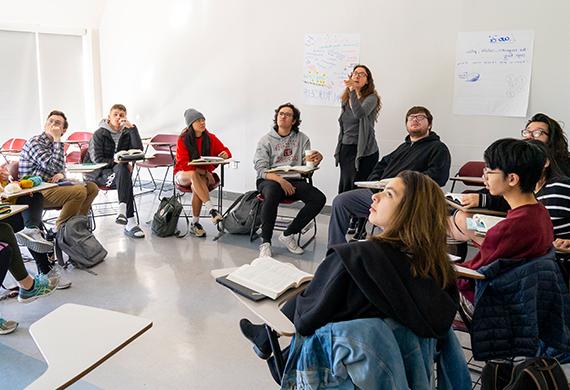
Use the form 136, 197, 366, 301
219, 191, 262, 234
151, 194, 189, 238
55, 215, 107, 268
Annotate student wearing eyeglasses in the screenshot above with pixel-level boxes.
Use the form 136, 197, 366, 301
334, 65, 381, 235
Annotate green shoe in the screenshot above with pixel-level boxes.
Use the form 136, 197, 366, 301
18, 274, 57, 303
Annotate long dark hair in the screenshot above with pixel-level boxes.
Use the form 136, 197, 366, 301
373, 171, 456, 289
527, 113, 570, 174
181, 128, 211, 161
341, 64, 381, 122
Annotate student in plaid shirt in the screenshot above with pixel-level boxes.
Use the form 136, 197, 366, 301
19, 110, 98, 229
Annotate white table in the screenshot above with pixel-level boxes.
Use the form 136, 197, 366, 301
27, 303, 152, 390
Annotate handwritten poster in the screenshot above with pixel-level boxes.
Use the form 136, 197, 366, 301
303, 33, 360, 107
453, 30, 534, 117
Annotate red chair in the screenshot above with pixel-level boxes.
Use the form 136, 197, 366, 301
1, 138, 26, 163
449, 161, 486, 192
64, 132, 93, 164
134, 134, 178, 198
175, 172, 221, 217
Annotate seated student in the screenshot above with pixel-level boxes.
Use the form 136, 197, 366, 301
457, 139, 553, 303
239, 171, 458, 362
522, 113, 570, 176
174, 109, 232, 237
19, 110, 99, 230
253, 103, 326, 257
0, 223, 59, 334
84, 104, 144, 238
327, 106, 451, 248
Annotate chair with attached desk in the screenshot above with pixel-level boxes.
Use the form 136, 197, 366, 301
134, 134, 178, 198
449, 161, 486, 193
64, 132, 93, 164
26, 303, 152, 389
0, 137, 26, 163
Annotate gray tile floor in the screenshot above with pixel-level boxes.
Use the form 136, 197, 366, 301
0, 190, 329, 389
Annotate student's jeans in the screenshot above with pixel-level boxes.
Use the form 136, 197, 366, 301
328, 188, 373, 248
91, 163, 135, 218
42, 183, 99, 227
14, 193, 44, 229
256, 179, 326, 244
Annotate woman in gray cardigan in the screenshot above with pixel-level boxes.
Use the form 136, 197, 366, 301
334, 64, 381, 233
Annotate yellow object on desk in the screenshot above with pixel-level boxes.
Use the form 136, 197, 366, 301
19, 179, 33, 189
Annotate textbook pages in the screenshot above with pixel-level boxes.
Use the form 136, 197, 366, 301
226, 257, 313, 300
190, 156, 225, 163
266, 165, 316, 174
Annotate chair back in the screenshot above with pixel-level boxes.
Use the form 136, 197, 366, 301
150, 134, 178, 153
65, 132, 93, 142
64, 132, 92, 163
457, 161, 485, 185
1, 138, 26, 152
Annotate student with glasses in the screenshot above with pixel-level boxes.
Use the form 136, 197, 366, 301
334, 65, 381, 235
327, 106, 451, 248
521, 113, 570, 176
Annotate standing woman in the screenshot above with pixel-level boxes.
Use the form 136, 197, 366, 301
334, 64, 381, 194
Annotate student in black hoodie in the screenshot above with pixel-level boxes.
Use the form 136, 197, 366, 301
240, 170, 458, 359
84, 104, 144, 238
328, 106, 451, 247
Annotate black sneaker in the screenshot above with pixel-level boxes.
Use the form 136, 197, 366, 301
190, 222, 206, 237
239, 318, 272, 360
209, 209, 223, 224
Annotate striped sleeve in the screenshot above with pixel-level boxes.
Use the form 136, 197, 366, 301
537, 179, 570, 239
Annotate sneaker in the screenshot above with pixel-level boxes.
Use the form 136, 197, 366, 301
46, 264, 71, 290
56, 275, 72, 290
239, 318, 272, 360
209, 209, 223, 224
278, 232, 304, 255
190, 222, 206, 237
124, 225, 145, 239
259, 242, 272, 258
0, 318, 18, 335
18, 274, 58, 303
15, 227, 54, 253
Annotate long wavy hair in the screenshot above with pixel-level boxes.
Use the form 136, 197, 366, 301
373, 170, 456, 288
341, 64, 381, 122
527, 113, 569, 173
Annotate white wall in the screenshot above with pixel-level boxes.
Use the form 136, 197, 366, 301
49, 1, 570, 202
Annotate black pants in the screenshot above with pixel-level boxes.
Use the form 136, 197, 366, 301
91, 164, 135, 218
0, 223, 29, 282
256, 179, 326, 244
3, 213, 52, 274
338, 144, 378, 194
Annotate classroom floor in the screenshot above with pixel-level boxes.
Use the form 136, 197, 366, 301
0, 189, 329, 389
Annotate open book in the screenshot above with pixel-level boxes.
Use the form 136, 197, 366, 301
189, 156, 225, 164
265, 165, 316, 174
114, 149, 145, 161
466, 214, 505, 234
354, 178, 392, 190
224, 257, 313, 300
445, 193, 464, 206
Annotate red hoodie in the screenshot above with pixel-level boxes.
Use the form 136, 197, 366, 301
174, 130, 231, 174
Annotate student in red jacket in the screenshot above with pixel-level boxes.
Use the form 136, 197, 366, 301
174, 109, 231, 237
458, 139, 553, 303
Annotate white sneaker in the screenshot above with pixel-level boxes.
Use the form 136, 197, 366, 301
259, 242, 272, 258
15, 227, 54, 253
278, 232, 304, 255
56, 275, 72, 290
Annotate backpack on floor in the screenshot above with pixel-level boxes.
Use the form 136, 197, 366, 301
151, 194, 189, 238
55, 215, 107, 268
218, 190, 262, 235
481, 357, 568, 390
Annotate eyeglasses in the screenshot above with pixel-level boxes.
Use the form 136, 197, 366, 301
482, 167, 502, 178
407, 114, 428, 122
352, 71, 368, 78
47, 118, 64, 127
278, 112, 293, 118
521, 128, 549, 139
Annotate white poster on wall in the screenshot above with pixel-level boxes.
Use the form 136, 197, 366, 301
303, 33, 360, 107
453, 30, 534, 117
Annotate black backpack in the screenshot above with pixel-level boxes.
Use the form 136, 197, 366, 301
55, 215, 107, 269
218, 191, 262, 235
151, 194, 189, 237
481, 358, 568, 390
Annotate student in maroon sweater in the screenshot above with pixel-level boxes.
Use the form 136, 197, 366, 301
458, 139, 553, 303
174, 109, 232, 237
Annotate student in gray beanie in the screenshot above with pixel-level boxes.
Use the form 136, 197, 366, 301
174, 109, 232, 237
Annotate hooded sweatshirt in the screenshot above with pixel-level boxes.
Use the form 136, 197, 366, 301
253, 129, 311, 180
85, 119, 143, 168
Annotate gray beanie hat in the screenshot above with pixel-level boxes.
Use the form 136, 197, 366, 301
184, 108, 205, 128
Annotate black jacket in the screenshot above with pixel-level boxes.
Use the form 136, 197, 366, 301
84, 124, 143, 169
287, 239, 458, 339
368, 132, 451, 186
